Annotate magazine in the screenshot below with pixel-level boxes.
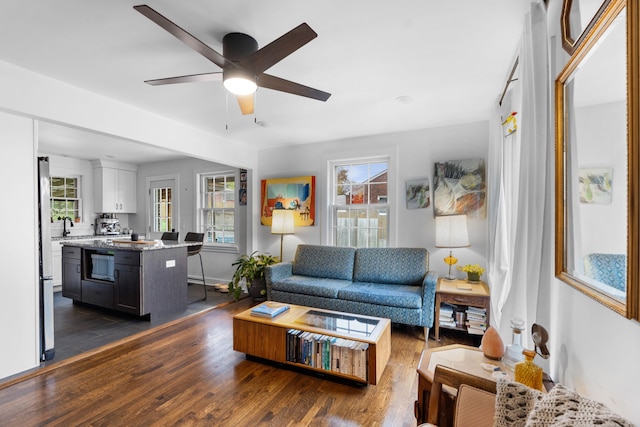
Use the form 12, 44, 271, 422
250, 302, 290, 318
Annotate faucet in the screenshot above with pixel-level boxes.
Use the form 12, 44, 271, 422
59, 216, 74, 237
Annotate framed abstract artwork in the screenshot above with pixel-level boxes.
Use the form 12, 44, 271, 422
406, 178, 431, 209
433, 158, 486, 218
579, 168, 612, 204
260, 176, 315, 226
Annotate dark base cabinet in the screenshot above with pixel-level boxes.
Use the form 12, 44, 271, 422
62, 245, 188, 320
61, 246, 82, 300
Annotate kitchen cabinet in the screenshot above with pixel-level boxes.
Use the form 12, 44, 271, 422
61, 246, 82, 300
61, 241, 189, 320
92, 161, 137, 213
114, 251, 141, 314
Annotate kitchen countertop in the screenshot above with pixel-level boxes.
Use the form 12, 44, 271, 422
61, 239, 199, 251
52, 234, 130, 241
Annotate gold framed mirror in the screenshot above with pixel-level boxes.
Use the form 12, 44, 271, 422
556, 0, 639, 319
561, 0, 612, 55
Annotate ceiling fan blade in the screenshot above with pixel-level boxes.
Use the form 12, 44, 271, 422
144, 72, 222, 86
134, 5, 233, 70
236, 94, 254, 115
258, 73, 331, 102
241, 23, 317, 73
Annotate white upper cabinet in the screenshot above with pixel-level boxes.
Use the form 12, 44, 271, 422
92, 160, 137, 213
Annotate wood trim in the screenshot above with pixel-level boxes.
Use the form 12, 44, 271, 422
628, 0, 640, 320
561, 0, 613, 55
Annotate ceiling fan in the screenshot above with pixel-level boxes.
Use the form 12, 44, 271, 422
133, 5, 331, 115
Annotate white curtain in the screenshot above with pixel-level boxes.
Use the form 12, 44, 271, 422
487, 1, 549, 342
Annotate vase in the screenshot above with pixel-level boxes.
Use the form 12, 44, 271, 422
481, 326, 505, 360
248, 278, 267, 302
467, 272, 480, 282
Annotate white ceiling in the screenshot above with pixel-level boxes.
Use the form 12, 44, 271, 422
0, 0, 529, 164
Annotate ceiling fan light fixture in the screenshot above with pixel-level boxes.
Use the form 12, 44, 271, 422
223, 76, 257, 95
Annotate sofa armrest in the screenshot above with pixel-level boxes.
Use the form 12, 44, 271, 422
420, 271, 438, 328
265, 262, 293, 299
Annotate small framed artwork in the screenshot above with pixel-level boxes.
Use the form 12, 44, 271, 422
406, 178, 431, 209
579, 168, 612, 204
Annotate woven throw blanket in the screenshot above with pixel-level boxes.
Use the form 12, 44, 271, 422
494, 377, 634, 427
494, 377, 543, 427
524, 384, 634, 427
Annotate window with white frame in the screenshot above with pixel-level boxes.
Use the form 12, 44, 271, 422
330, 159, 389, 248
50, 176, 81, 223
198, 172, 236, 245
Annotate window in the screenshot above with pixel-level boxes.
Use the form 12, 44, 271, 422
151, 186, 173, 233
331, 159, 389, 248
198, 173, 236, 244
50, 176, 81, 222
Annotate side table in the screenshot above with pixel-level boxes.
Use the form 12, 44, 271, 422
434, 278, 490, 341
415, 344, 554, 426
415, 344, 512, 426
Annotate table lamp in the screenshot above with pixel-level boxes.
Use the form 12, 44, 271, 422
271, 209, 295, 261
434, 215, 470, 280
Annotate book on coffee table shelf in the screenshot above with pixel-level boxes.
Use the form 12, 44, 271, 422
250, 302, 290, 318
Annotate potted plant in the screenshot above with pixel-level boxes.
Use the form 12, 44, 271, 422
229, 251, 279, 301
457, 264, 485, 282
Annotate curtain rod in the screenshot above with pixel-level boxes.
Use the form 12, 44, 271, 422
499, 56, 520, 106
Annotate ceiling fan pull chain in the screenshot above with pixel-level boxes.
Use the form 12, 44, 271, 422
225, 91, 229, 130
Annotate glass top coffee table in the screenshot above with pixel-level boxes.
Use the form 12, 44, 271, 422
233, 303, 391, 384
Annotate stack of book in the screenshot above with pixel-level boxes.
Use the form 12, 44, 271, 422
439, 303, 458, 328
285, 329, 369, 381
465, 306, 487, 335
250, 302, 290, 318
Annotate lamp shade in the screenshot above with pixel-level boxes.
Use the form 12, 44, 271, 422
271, 210, 295, 235
435, 215, 470, 248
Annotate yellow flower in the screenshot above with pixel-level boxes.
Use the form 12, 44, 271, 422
456, 264, 485, 276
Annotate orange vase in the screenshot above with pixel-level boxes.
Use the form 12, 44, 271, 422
481, 326, 505, 360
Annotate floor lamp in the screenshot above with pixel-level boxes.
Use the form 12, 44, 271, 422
271, 209, 295, 261
434, 215, 470, 280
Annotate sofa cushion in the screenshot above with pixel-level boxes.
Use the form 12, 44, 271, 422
292, 245, 356, 281
270, 275, 352, 298
337, 282, 423, 309
583, 253, 626, 292
353, 248, 428, 285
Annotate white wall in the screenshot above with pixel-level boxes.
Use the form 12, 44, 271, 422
0, 60, 258, 380
256, 121, 489, 276
576, 101, 627, 254
0, 113, 39, 378
41, 154, 98, 237
546, 1, 640, 423
133, 158, 249, 284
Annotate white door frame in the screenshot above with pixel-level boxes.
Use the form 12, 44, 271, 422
146, 174, 180, 239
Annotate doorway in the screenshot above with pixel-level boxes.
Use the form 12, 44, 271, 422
147, 175, 179, 240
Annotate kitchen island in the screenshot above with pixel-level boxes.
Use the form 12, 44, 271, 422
62, 239, 196, 320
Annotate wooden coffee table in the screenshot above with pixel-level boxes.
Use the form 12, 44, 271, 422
233, 303, 391, 384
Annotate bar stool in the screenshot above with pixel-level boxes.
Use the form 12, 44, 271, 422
160, 231, 179, 240
184, 232, 206, 301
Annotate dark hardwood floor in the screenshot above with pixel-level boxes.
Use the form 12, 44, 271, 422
0, 298, 474, 426
49, 284, 237, 365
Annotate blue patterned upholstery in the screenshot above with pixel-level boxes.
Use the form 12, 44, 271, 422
583, 253, 626, 292
265, 244, 437, 329
291, 245, 356, 280
354, 247, 428, 285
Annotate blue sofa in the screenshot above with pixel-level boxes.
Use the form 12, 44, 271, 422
583, 253, 626, 292
265, 244, 437, 339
